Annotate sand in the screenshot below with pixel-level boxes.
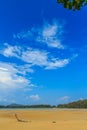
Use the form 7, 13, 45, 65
0, 109, 87, 130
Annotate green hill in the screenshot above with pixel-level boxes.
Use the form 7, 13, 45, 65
57, 99, 87, 108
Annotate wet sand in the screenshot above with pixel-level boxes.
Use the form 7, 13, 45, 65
0, 109, 87, 130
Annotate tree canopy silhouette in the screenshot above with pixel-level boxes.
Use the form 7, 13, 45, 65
57, 0, 87, 10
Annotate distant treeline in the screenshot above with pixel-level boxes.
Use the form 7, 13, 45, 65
57, 99, 87, 108
0, 104, 56, 108
1, 99, 87, 108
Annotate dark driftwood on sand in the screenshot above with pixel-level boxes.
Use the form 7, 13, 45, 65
15, 113, 28, 122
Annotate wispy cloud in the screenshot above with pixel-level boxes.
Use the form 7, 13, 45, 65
36, 21, 64, 49
21, 48, 69, 69
14, 20, 65, 49
28, 94, 40, 101
2, 43, 21, 58
0, 62, 34, 90
1, 43, 70, 69
45, 58, 69, 70
60, 96, 70, 101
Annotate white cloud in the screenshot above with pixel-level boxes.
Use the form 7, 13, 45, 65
0, 67, 8, 71
13, 20, 64, 49
79, 98, 84, 101
13, 30, 33, 39
0, 62, 34, 90
2, 43, 21, 58
19, 48, 70, 69
17, 64, 34, 74
43, 24, 58, 37
60, 96, 70, 101
29, 94, 40, 101
22, 48, 48, 66
45, 59, 69, 70
1, 44, 70, 70
37, 21, 64, 49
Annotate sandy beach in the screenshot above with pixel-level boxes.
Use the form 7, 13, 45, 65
0, 109, 87, 130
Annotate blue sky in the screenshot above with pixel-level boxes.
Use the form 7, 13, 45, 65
0, 0, 87, 105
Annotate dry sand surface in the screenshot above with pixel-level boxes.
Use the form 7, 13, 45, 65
0, 109, 87, 130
